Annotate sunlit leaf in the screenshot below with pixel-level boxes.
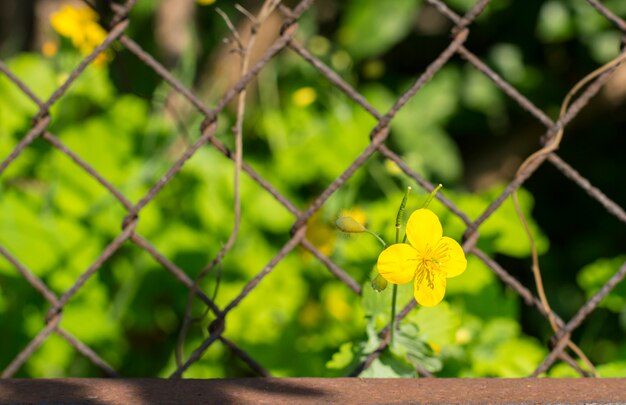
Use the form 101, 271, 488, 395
577, 256, 626, 312
338, 0, 420, 60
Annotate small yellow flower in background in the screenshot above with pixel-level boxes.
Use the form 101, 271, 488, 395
362, 59, 385, 79
455, 327, 472, 345
323, 286, 352, 322
292, 87, 317, 107
340, 208, 366, 226
41, 40, 58, 57
331, 50, 352, 71
305, 210, 336, 258
298, 300, 322, 328
50, 4, 110, 64
197, 0, 217, 5
430, 342, 442, 354
384, 159, 403, 176
308, 36, 330, 56
56, 73, 70, 86
377, 208, 467, 307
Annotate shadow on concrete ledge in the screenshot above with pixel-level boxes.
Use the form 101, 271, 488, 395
1, 378, 626, 404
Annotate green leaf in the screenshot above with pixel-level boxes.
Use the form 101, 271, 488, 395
462, 67, 505, 117
490, 338, 545, 377
537, 1, 574, 42
586, 31, 622, 64
392, 67, 461, 132
577, 256, 626, 312
24, 334, 73, 377
393, 323, 442, 373
597, 361, 626, 377
62, 62, 115, 108
391, 68, 463, 182
445, 255, 496, 295
480, 187, 549, 257
107, 95, 149, 132
261, 92, 372, 187
547, 362, 580, 377
471, 318, 546, 377
326, 342, 356, 369
572, 0, 612, 36
2, 53, 57, 106
489, 44, 526, 85
0, 192, 101, 281
359, 350, 417, 378
338, 0, 420, 60
325, 323, 378, 374
408, 302, 460, 348
0, 54, 56, 139
433, 186, 549, 259
362, 281, 413, 328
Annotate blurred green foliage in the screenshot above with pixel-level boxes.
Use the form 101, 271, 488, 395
1, 0, 625, 378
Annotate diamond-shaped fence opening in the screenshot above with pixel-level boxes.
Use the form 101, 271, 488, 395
1, 0, 625, 379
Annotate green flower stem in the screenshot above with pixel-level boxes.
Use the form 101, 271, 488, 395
365, 230, 387, 248
390, 186, 411, 346
390, 284, 398, 346
395, 186, 411, 244
422, 184, 443, 209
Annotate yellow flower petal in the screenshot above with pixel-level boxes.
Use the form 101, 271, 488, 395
51, 6, 79, 37
85, 23, 107, 44
50, 4, 109, 62
414, 266, 446, 307
305, 210, 336, 257
292, 87, 317, 107
406, 209, 442, 253
377, 243, 417, 285
51, 5, 99, 38
438, 236, 467, 278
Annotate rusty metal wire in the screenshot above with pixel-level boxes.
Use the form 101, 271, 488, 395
1, 0, 625, 379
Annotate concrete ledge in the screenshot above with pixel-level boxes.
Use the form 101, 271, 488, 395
1, 378, 626, 404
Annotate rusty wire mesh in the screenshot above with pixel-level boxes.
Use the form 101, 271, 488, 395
1, 0, 626, 379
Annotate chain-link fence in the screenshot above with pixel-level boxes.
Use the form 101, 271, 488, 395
1, 0, 625, 379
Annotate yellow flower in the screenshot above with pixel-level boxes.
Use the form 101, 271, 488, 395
377, 209, 467, 307
50, 4, 110, 64
41, 40, 58, 57
304, 210, 336, 258
292, 87, 317, 107
197, 0, 217, 4
340, 208, 367, 226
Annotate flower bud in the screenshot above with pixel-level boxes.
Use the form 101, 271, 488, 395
371, 273, 388, 292
335, 216, 366, 234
